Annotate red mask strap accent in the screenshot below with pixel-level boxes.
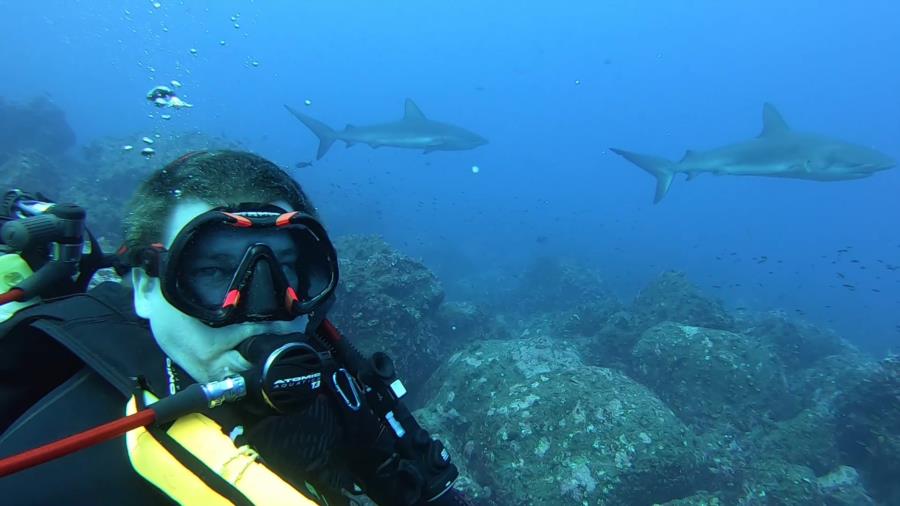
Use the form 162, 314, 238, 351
222, 289, 241, 308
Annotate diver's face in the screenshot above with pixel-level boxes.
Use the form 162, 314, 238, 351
132, 199, 308, 383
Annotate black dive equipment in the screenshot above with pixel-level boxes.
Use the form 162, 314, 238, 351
0, 189, 117, 305
239, 325, 465, 506
136, 204, 339, 327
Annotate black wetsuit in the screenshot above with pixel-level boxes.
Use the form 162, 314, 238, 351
0, 282, 180, 505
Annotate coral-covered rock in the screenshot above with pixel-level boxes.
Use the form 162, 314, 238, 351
632, 272, 734, 331
835, 355, 900, 505
789, 353, 875, 411
631, 322, 790, 430
0, 150, 68, 198
754, 407, 839, 475
816, 466, 875, 506
743, 312, 849, 370
511, 256, 615, 314
736, 460, 823, 505
330, 235, 445, 387
0, 96, 75, 164
415, 337, 700, 505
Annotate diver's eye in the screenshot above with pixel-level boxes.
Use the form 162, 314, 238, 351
191, 266, 232, 280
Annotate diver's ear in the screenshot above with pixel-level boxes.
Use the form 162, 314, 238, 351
132, 268, 159, 319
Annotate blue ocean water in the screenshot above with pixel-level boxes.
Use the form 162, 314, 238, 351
1, 0, 898, 354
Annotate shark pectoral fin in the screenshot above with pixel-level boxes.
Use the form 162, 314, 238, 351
403, 99, 427, 121
759, 103, 790, 137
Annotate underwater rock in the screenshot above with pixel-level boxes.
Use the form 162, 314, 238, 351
415, 336, 701, 505
0, 96, 76, 166
743, 311, 849, 370
632, 271, 734, 332
736, 460, 824, 505
565, 303, 639, 370
835, 355, 900, 505
0, 149, 67, 198
511, 256, 616, 314
330, 235, 446, 387
754, 407, 840, 475
432, 300, 504, 346
631, 322, 790, 431
816, 466, 875, 506
655, 491, 724, 505
788, 352, 875, 411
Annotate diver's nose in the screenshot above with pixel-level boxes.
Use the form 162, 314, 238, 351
245, 261, 278, 316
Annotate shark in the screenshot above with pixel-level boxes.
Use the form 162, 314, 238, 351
285, 98, 488, 159
611, 103, 896, 203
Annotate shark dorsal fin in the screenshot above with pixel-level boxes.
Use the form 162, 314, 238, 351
680, 150, 698, 163
404, 99, 427, 121
345, 124, 356, 130
760, 103, 790, 137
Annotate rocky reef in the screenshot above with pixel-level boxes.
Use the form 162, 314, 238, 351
322, 250, 892, 503
0, 96, 75, 167
400, 261, 892, 505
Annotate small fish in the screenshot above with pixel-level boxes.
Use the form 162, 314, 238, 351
295, 161, 313, 169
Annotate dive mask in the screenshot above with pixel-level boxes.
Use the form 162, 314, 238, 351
138, 204, 338, 327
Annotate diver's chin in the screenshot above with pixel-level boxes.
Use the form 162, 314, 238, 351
204, 350, 253, 382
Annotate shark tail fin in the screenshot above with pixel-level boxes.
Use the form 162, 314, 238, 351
609, 148, 676, 204
284, 105, 337, 160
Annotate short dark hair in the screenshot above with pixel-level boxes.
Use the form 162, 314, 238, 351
123, 150, 317, 264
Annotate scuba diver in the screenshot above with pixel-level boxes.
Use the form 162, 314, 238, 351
0, 151, 470, 506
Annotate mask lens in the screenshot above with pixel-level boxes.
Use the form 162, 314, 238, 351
175, 226, 242, 310
171, 218, 335, 316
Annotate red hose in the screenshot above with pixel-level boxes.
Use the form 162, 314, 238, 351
0, 408, 156, 477
0, 288, 24, 306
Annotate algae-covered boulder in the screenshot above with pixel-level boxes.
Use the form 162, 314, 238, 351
754, 407, 839, 475
415, 336, 700, 505
330, 235, 445, 387
835, 355, 900, 505
631, 322, 790, 430
736, 460, 823, 505
511, 256, 616, 314
743, 312, 848, 370
632, 272, 734, 331
816, 466, 875, 506
0, 96, 76, 164
0, 150, 68, 198
788, 352, 874, 411
655, 491, 723, 506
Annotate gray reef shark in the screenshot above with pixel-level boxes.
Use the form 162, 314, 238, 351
285, 99, 488, 159
611, 103, 896, 203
